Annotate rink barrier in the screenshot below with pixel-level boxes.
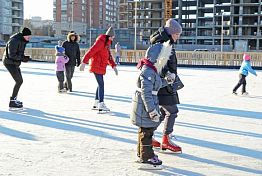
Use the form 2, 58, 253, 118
0, 47, 262, 68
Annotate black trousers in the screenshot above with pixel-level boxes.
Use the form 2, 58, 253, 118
137, 127, 155, 161
65, 65, 75, 91
4, 64, 23, 98
233, 74, 246, 93
56, 71, 65, 90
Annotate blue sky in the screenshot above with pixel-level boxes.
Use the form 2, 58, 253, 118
24, 0, 53, 20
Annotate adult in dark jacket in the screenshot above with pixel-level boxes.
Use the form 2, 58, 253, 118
2, 27, 32, 109
62, 31, 81, 92
150, 19, 183, 152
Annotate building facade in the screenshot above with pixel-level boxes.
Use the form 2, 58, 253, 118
0, 0, 24, 41
53, 0, 119, 44
120, 0, 262, 51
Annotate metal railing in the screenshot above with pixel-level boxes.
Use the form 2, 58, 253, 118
1, 47, 262, 67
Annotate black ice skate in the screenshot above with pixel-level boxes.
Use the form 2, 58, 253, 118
9, 97, 23, 110
137, 155, 163, 170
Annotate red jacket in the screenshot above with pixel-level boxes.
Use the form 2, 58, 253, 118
82, 34, 116, 75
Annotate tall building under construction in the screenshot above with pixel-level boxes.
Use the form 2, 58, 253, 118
120, 0, 262, 51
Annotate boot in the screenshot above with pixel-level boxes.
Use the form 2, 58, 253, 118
161, 134, 182, 153
98, 102, 110, 112
9, 97, 23, 109
152, 137, 160, 148
92, 99, 99, 110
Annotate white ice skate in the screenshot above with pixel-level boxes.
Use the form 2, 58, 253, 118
98, 102, 110, 113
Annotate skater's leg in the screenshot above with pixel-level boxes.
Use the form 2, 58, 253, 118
241, 76, 247, 94
233, 74, 245, 93
94, 73, 104, 102
161, 105, 178, 135
139, 127, 155, 161
65, 65, 75, 92
4, 64, 23, 98
137, 128, 141, 158
56, 71, 64, 91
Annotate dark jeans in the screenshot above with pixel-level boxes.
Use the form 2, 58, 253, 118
94, 73, 104, 102
115, 56, 120, 64
65, 65, 75, 91
56, 71, 65, 90
160, 104, 179, 135
233, 74, 246, 93
137, 127, 155, 161
4, 64, 23, 98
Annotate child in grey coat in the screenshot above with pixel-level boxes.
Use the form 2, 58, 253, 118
130, 43, 173, 166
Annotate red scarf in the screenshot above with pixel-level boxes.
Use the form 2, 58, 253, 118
136, 58, 157, 73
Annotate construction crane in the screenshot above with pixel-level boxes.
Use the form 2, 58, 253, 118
164, 0, 172, 22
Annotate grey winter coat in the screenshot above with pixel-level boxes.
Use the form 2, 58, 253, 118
131, 43, 168, 128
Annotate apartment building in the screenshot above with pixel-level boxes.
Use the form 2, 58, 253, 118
121, 0, 262, 51
0, 0, 24, 41
53, 0, 119, 44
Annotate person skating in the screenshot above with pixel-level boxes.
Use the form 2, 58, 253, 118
232, 53, 257, 95
2, 27, 31, 110
150, 19, 183, 153
55, 40, 69, 93
131, 44, 166, 168
80, 27, 118, 112
114, 42, 121, 65
62, 31, 81, 92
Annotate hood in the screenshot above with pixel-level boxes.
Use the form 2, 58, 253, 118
150, 27, 173, 45
67, 32, 80, 42
145, 43, 163, 64
96, 34, 112, 46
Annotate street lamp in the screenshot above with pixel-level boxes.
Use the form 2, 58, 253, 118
89, 0, 92, 48
134, 0, 138, 52
221, 9, 224, 53
71, 0, 74, 31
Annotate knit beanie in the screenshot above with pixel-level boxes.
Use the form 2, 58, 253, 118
243, 53, 251, 61
105, 27, 115, 37
22, 27, 32, 36
164, 19, 182, 35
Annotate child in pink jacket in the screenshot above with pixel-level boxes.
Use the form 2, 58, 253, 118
55, 40, 69, 93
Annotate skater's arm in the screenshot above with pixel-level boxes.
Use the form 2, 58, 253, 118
140, 69, 156, 113
8, 39, 21, 61
246, 62, 257, 76
82, 38, 103, 64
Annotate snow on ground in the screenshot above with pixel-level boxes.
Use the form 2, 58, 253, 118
0, 61, 261, 176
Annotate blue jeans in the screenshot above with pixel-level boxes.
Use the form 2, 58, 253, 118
94, 73, 104, 102
115, 56, 120, 64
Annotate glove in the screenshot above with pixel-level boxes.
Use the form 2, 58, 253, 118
113, 67, 118, 76
165, 71, 176, 84
79, 63, 86, 71
22, 55, 30, 62
149, 109, 160, 122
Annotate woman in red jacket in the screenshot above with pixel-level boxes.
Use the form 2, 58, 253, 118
80, 27, 118, 112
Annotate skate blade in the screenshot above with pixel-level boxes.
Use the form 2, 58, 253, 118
159, 148, 182, 154
138, 164, 163, 170
97, 110, 110, 114
9, 107, 23, 111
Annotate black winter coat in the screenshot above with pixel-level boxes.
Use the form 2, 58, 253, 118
62, 41, 80, 66
150, 27, 180, 105
3, 33, 28, 66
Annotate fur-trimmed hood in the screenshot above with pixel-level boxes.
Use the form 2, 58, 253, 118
67, 32, 80, 42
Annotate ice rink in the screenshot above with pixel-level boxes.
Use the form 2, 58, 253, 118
0, 61, 261, 176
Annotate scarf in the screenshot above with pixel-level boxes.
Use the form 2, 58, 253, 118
136, 58, 157, 73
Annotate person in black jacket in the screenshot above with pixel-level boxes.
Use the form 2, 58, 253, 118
150, 19, 183, 152
2, 27, 31, 109
62, 31, 80, 92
